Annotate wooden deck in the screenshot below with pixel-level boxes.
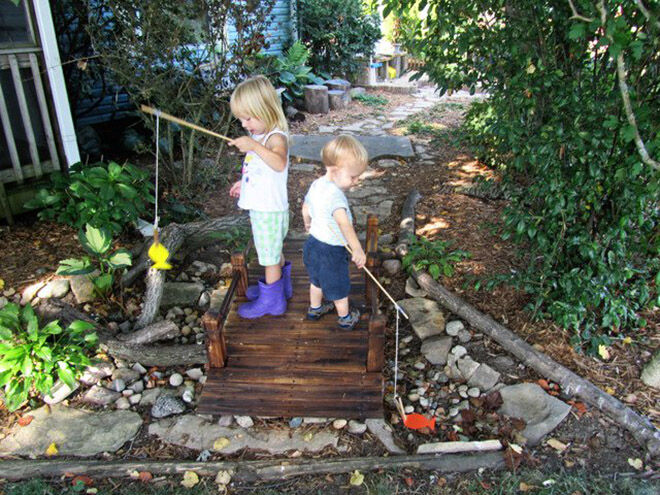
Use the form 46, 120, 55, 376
197, 218, 385, 419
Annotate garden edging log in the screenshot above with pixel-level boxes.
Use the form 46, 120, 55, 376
411, 269, 660, 457
0, 452, 504, 482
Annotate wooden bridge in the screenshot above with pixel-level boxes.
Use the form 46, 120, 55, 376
197, 216, 385, 418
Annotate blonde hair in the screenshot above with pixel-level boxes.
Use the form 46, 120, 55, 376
230, 75, 288, 134
321, 135, 368, 171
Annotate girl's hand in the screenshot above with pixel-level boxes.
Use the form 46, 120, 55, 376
229, 180, 241, 198
352, 248, 367, 270
229, 136, 257, 153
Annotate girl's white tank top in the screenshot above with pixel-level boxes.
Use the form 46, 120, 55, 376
237, 128, 289, 212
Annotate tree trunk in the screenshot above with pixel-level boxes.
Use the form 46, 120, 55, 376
328, 90, 347, 110
101, 340, 206, 366
0, 452, 504, 482
395, 189, 422, 257
304, 85, 329, 114
412, 270, 660, 457
122, 215, 248, 329
116, 320, 180, 344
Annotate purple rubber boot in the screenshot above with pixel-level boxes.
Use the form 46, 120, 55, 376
245, 261, 292, 301
238, 277, 287, 319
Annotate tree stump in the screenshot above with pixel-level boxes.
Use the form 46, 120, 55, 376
328, 90, 347, 110
326, 79, 352, 103
304, 85, 329, 114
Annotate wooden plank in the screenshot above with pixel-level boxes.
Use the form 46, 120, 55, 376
9, 54, 42, 178
0, 160, 57, 184
196, 400, 382, 418
28, 53, 59, 170
223, 357, 365, 372
0, 74, 24, 183
207, 368, 382, 386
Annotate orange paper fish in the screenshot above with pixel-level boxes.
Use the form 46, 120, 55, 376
403, 413, 436, 431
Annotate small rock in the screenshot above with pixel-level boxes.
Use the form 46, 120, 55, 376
37, 279, 70, 299
382, 259, 402, 275
235, 416, 254, 428
81, 385, 121, 406
79, 362, 115, 386
181, 326, 192, 336
420, 335, 453, 365
457, 329, 471, 343
419, 397, 429, 408
408, 393, 420, 402
186, 368, 204, 381
303, 417, 327, 424
151, 395, 186, 418
467, 363, 501, 390
128, 394, 142, 405
217, 415, 233, 427
446, 321, 465, 336
451, 345, 467, 358
115, 397, 131, 410
289, 417, 303, 428
132, 362, 147, 374
347, 420, 367, 434
404, 405, 414, 414
110, 379, 126, 392
468, 387, 481, 397
219, 263, 233, 277
332, 419, 347, 429
405, 277, 427, 298
182, 389, 194, 403
457, 356, 480, 381
198, 292, 210, 307
641, 350, 660, 389
169, 373, 184, 387
111, 368, 140, 384
413, 361, 426, 370
129, 381, 144, 393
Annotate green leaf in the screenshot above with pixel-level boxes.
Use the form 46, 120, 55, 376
93, 273, 113, 294
429, 264, 441, 280
57, 363, 76, 389
67, 320, 96, 333
79, 224, 111, 255
57, 258, 94, 275
106, 249, 132, 269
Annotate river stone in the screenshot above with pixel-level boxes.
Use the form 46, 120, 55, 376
69, 273, 97, 304
405, 277, 427, 298
79, 362, 115, 386
111, 368, 141, 384
160, 282, 205, 309
365, 419, 405, 454
641, 350, 660, 389
396, 298, 445, 340
81, 385, 122, 406
467, 363, 501, 390
43, 379, 79, 405
0, 405, 142, 456
148, 415, 338, 454
21, 281, 46, 305
420, 335, 453, 365
37, 279, 70, 299
457, 356, 480, 380
151, 394, 186, 418
382, 259, 402, 275
498, 383, 572, 445
348, 420, 367, 434
445, 320, 464, 336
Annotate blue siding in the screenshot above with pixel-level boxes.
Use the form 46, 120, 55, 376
227, 1, 292, 56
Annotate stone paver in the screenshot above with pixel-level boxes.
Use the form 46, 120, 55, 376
291, 135, 414, 162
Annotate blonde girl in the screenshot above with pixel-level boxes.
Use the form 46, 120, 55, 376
229, 75, 291, 318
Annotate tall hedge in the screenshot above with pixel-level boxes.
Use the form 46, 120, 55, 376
383, 0, 659, 353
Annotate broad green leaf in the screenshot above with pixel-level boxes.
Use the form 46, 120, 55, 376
93, 273, 113, 294
106, 249, 132, 269
80, 224, 111, 255
57, 258, 94, 275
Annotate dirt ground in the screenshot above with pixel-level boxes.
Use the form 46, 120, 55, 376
0, 87, 658, 483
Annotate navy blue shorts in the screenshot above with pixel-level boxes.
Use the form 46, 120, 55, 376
303, 235, 351, 301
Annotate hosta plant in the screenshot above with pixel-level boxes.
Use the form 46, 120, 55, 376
0, 303, 98, 411
402, 236, 470, 280
57, 224, 132, 297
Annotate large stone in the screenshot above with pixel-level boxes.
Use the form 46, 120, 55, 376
467, 363, 500, 390
420, 335, 453, 365
209, 286, 229, 310
291, 135, 414, 163
148, 415, 338, 454
353, 202, 394, 226
396, 298, 445, 340
0, 405, 142, 456
37, 279, 70, 299
81, 385, 122, 406
160, 282, 205, 308
151, 394, 186, 418
365, 419, 405, 454
641, 350, 660, 389
69, 274, 96, 304
498, 383, 572, 445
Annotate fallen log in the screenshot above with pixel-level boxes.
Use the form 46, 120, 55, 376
0, 452, 504, 482
412, 269, 660, 457
101, 340, 206, 366
122, 215, 248, 328
416, 439, 502, 455
116, 320, 180, 344
395, 189, 421, 258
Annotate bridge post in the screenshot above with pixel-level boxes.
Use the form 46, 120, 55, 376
231, 252, 248, 297
202, 310, 226, 369
365, 214, 379, 306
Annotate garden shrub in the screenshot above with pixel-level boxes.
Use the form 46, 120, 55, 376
402, 236, 470, 280
0, 303, 98, 411
88, 0, 275, 189
298, 0, 380, 78
382, 0, 659, 353
57, 224, 132, 298
26, 161, 153, 235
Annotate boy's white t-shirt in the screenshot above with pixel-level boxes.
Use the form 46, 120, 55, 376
304, 176, 353, 246
237, 129, 289, 212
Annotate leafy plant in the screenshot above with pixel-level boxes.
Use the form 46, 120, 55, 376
259, 41, 325, 104
353, 93, 388, 107
402, 236, 470, 280
298, 0, 381, 79
383, 0, 659, 354
210, 226, 251, 253
57, 224, 132, 297
0, 303, 98, 411
26, 161, 154, 235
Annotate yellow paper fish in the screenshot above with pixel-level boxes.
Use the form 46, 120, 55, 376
148, 242, 172, 270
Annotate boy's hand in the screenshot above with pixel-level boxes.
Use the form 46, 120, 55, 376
352, 247, 366, 270
229, 136, 257, 153
229, 180, 241, 198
